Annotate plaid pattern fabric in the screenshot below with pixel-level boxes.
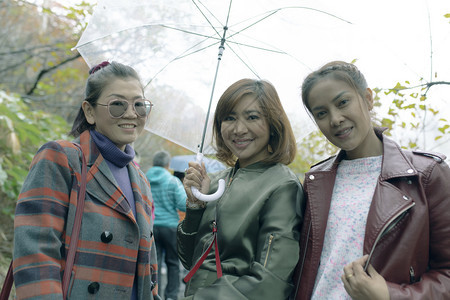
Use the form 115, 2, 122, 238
13, 130, 159, 299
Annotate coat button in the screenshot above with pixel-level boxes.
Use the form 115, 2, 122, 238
101, 231, 113, 243
88, 282, 100, 294
407, 169, 414, 174
309, 175, 315, 180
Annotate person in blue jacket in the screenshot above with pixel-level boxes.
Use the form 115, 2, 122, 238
146, 150, 187, 300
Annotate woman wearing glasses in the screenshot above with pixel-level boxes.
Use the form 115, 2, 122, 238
13, 61, 160, 299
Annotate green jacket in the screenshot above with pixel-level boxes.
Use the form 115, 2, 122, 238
177, 162, 304, 299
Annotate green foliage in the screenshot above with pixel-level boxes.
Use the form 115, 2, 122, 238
290, 130, 338, 182
291, 77, 450, 180
0, 90, 70, 219
373, 78, 450, 148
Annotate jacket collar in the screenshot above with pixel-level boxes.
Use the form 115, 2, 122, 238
76, 130, 102, 167
312, 127, 418, 180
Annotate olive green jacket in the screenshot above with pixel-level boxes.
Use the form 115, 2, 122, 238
177, 162, 304, 299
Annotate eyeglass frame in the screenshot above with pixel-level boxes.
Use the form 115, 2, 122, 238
95, 98, 154, 118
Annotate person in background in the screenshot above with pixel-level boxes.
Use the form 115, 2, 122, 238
178, 78, 305, 299
173, 170, 187, 223
292, 61, 450, 300
146, 150, 187, 300
13, 61, 160, 299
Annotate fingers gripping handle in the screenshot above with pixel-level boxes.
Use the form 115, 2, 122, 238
190, 153, 226, 202
191, 179, 226, 202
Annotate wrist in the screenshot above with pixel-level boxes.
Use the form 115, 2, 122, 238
186, 198, 206, 209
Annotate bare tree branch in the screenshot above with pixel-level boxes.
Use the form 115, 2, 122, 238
386, 81, 450, 93
26, 53, 81, 95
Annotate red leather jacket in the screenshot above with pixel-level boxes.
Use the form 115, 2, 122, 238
292, 128, 450, 300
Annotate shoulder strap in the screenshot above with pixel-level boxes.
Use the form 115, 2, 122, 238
1, 143, 87, 300
0, 262, 13, 300
62, 142, 87, 299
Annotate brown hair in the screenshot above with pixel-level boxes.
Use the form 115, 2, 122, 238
213, 78, 296, 166
301, 61, 369, 114
69, 61, 143, 137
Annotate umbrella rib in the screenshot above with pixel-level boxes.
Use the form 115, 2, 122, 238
74, 23, 220, 49
225, 42, 260, 79
225, 40, 286, 54
191, 0, 222, 38
192, 0, 234, 38
230, 6, 352, 33
160, 24, 222, 40
144, 39, 220, 88
225, 6, 352, 48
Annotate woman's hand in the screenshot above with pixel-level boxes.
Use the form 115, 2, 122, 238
342, 255, 390, 300
183, 161, 210, 208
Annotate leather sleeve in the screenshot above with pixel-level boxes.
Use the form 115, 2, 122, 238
388, 160, 450, 300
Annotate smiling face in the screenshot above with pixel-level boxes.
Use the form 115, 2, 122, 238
82, 78, 146, 150
220, 95, 270, 168
307, 78, 382, 159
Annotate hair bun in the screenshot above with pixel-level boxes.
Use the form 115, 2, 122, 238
89, 61, 110, 75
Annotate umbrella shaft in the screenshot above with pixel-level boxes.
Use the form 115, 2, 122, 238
199, 26, 229, 153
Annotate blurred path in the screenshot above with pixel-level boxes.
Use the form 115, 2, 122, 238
159, 263, 187, 300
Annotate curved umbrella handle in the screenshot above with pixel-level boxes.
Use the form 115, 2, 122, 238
190, 153, 226, 202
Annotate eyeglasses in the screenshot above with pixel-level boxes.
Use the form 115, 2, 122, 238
96, 99, 153, 118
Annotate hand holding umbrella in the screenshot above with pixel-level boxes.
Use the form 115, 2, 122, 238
184, 154, 226, 204
190, 153, 226, 202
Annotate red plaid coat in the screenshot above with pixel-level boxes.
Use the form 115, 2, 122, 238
13, 130, 159, 299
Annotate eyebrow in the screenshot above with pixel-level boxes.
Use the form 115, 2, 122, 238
311, 91, 347, 112
108, 94, 144, 100
228, 109, 262, 115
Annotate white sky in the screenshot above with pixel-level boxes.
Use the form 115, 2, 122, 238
65, 0, 450, 156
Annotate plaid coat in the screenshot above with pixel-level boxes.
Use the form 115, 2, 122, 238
13, 130, 159, 299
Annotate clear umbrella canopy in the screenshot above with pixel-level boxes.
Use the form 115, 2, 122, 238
170, 155, 226, 174
74, 0, 354, 153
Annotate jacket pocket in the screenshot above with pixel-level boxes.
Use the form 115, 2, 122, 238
261, 232, 300, 280
263, 234, 275, 268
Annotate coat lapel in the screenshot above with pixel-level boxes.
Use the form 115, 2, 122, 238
78, 131, 133, 218
306, 154, 342, 253
363, 132, 417, 251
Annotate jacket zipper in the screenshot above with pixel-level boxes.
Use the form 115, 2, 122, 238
264, 234, 274, 267
364, 202, 415, 270
292, 220, 311, 299
409, 266, 415, 283
227, 175, 233, 187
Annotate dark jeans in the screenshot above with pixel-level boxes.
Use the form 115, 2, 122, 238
154, 226, 180, 300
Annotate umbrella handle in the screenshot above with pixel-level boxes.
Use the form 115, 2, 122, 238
190, 153, 226, 202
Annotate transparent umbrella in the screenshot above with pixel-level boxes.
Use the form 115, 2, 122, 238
73, 0, 353, 154
170, 155, 226, 174
73, 0, 352, 200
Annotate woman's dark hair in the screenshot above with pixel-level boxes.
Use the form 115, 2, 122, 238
213, 78, 297, 166
69, 61, 143, 137
301, 61, 368, 114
